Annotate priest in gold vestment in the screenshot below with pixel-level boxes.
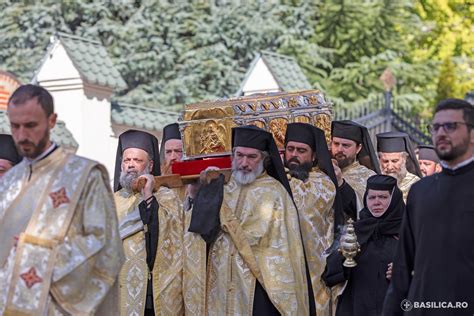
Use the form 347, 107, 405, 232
331, 120, 381, 218
376, 132, 422, 202
284, 123, 343, 316
160, 123, 183, 176
159, 123, 206, 315
189, 125, 309, 315
159, 123, 186, 200
113, 130, 184, 316
0, 84, 124, 315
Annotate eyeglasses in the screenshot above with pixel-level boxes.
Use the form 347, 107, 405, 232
427, 122, 473, 134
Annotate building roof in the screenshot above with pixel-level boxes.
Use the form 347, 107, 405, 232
237, 51, 312, 95
0, 110, 78, 150
111, 102, 179, 131
53, 32, 127, 90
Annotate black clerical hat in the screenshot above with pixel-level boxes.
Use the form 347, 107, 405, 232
285, 122, 319, 150
332, 120, 363, 143
114, 129, 161, 192
232, 125, 291, 196
285, 123, 337, 185
366, 174, 397, 191
417, 145, 439, 163
332, 120, 381, 174
162, 123, 181, 142
376, 132, 422, 177
160, 123, 181, 162
0, 134, 21, 165
285, 122, 344, 234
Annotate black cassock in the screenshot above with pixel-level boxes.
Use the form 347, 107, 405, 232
383, 160, 474, 315
324, 176, 404, 316
139, 197, 159, 316
325, 236, 398, 316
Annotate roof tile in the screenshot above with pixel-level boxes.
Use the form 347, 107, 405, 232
260, 51, 312, 91
57, 32, 127, 91
0, 110, 78, 150
111, 102, 179, 132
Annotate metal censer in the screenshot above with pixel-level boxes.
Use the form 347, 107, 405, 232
338, 218, 361, 267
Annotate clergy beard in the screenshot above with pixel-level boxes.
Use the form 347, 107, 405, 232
232, 159, 265, 185
333, 153, 356, 169
119, 164, 151, 192
16, 128, 49, 159
435, 134, 471, 162
285, 157, 312, 181
384, 163, 407, 184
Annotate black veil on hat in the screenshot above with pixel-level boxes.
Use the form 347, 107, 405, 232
159, 123, 181, 163
417, 145, 440, 163
332, 120, 381, 174
233, 125, 292, 196
284, 122, 345, 234
113, 129, 161, 192
376, 132, 422, 178
355, 175, 405, 246
0, 134, 21, 165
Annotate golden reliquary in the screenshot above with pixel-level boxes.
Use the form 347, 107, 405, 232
178, 90, 333, 160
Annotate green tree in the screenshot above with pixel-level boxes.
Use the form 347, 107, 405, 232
0, 1, 65, 81
1, 0, 469, 114
110, 1, 300, 107
412, 0, 474, 104
0, 0, 138, 81
305, 0, 436, 109
435, 57, 456, 103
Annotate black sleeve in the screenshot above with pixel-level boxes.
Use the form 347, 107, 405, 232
322, 250, 350, 287
188, 174, 225, 244
139, 196, 159, 271
382, 192, 416, 316
339, 180, 358, 220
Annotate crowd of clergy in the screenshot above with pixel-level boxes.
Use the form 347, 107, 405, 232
0, 84, 473, 316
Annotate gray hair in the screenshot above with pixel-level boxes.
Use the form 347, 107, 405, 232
378, 151, 408, 161
232, 147, 269, 160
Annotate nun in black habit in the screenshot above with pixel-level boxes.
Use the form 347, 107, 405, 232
323, 175, 405, 316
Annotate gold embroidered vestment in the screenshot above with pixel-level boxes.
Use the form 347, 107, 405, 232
342, 161, 377, 213
206, 173, 309, 315
399, 172, 420, 202
289, 169, 336, 316
0, 148, 124, 315
115, 186, 184, 316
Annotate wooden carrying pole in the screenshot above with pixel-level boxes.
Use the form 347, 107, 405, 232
131, 168, 232, 193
